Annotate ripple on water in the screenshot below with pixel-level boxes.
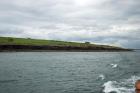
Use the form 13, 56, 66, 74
0, 80, 18, 83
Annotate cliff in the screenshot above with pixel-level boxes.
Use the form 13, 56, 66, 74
0, 37, 132, 52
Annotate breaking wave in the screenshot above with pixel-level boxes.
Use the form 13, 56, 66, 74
102, 76, 140, 93
110, 64, 118, 68
98, 74, 105, 80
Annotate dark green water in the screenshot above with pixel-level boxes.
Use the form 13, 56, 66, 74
0, 51, 140, 93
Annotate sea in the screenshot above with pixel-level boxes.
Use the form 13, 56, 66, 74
0, 51, 140, 93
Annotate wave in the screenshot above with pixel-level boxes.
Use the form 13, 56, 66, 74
102, 75, 140, 93
110, 64, 118, 68
98, 74, 105, 80
0, 79, 18, 83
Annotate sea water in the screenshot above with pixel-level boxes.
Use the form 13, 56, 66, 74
0, 51, 140, 93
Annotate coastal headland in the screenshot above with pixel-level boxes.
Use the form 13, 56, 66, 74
0, 37, 132, 52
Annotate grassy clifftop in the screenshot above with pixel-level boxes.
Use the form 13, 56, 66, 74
0, 37, 131, 51
0, 37, 118, 47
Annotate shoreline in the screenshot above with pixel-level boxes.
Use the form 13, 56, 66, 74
0, 37, 133, 52
0, 50, 133, 52
0, 45, 133, 52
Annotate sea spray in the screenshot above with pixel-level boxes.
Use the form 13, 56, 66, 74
102, 76, 140, 93
110, 64, 118, 68
98, 74, 105, 80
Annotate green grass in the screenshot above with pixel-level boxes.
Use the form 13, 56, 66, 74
0, 37, 91, 46
0, 36, 122, 49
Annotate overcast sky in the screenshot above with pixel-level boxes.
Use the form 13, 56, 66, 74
0, 0, 140, 48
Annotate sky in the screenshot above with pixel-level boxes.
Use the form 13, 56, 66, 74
0, 0, 140, 48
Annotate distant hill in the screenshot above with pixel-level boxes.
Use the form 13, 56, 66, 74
0, 37, 132, 52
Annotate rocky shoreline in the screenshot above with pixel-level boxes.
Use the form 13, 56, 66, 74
0, 45, 132, 52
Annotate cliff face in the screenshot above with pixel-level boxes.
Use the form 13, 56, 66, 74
0, 45, 132, 52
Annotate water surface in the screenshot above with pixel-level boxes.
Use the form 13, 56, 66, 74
0, 51, 140, 93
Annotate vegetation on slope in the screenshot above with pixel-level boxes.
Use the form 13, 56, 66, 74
0, 36, 130, 51
0, 37, 92, 46
0, 37, 119, 47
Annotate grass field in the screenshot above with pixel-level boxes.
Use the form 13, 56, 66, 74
0, 36, 122, 49
0, 37, 91, 46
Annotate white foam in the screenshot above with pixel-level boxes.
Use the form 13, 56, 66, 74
110, 64, 118, 68
103, 81, 126, 93
102, 76, 140, 93
98, 74, 105, 80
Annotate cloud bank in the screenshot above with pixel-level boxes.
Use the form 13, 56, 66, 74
0, 0, 140, 48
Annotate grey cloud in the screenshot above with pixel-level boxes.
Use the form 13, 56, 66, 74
0, 29, 22, 35
0, 0, 140, 48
